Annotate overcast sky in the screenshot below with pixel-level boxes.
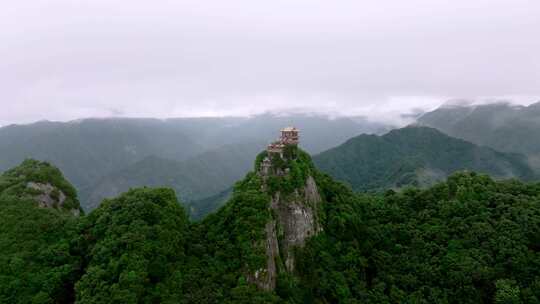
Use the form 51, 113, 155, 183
1, 0, 539, 125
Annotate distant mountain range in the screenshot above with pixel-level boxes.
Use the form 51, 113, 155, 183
417, 101, 540, 168
0, 113, 390, 212
3, 103, 540, 216
80, 142, 263, 210
0, 119, 202, 190
314, 126, 536, 192
183, 125, 540, 218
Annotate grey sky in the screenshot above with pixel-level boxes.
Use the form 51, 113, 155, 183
1, 0, 539, 125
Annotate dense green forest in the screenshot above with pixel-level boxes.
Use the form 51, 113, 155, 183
418, 101, 540, 163
0, 160, 82, 303
314, 126, 535, 192
296, 172, 540, 303
75, 188, 190, 303
1, 153, 540, 303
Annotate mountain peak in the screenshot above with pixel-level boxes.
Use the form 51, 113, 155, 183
258, 126, 301, 177
386, 125, 444, 136
205, 127, 324, 291
0, 159, 81, 215
417, 100, 540, 159
314, 126, 534, 192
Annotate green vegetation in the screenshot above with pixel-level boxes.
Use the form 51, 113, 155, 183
313, 126, 536, 192
177, 172, 279, 303
0, 159, 80, 211
418, 101, 540, 163
75, 188, 189, 303
0, 160, 81, 304
3, 152, 540, 303
0, 197, 81, 304
260, 147, 316, 194
295, 172, 540, 303
81, 142, 265, 211
0, 115, 388, 212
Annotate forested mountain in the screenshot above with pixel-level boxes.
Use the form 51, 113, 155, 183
313, 126, 536, 192
0, 114, 389, 211
0, 119, 203, 190
0, 160, 82, 303
75, 188, 190, 303
3, 148, 540, 303
80, 141, 265, 211
417, 101, 540, 166
296, 171, 540, 303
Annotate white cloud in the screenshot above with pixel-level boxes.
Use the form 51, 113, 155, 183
1, 0, 539, 125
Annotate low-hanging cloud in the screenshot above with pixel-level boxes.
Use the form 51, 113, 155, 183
1, 0, 539, 125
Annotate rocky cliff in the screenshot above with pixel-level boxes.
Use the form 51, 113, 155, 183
248, 148, 323, 290
0, 159, 82, 215
272, 175, 322, 272
26, 181, 80, 216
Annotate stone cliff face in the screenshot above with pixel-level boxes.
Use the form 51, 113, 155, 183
249, 156, 323, 290
272, 175, 322, 272
27, 182, 80, 216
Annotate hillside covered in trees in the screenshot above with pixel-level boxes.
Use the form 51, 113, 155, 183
79, 141, 264, 211
2, 152, 540, 303
417, 101, 540, 165
313, 126, 536, 192
0, 160, 82, 303
0, 115, 389, 212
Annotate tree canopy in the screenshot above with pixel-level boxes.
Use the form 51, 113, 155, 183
2, 158, 540, 303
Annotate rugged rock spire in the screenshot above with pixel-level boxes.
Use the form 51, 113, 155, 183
248, 128, 323, 290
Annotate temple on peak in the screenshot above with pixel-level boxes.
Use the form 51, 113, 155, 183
266, 127, 299, 155
279, 127, 300, 145
260, 127, 300, 175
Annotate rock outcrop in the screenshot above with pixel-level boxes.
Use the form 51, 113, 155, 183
272, 176, 322, 272
27, 182, 80, 216
249, 147, 323, 290
0, 159, 82, 216
27, 182, 66, 208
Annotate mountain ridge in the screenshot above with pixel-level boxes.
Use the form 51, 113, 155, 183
313, 126, 536, 192
417, 101, 540, 164
0, 114, 390, 211
80, 141, 265, 211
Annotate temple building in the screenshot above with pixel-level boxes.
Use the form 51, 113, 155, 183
280, 127, 300, 145
261, 127, 300, 175
266, 127, 300, 156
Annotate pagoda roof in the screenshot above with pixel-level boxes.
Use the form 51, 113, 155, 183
280, 126, 299, 132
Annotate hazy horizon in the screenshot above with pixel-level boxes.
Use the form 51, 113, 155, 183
2, 0, 539, 126
2, 97, 540, 128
